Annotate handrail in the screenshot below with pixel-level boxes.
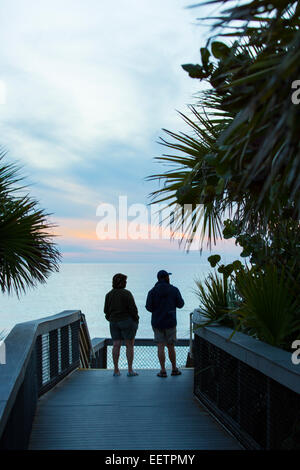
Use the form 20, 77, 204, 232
79, 314, 95, 368
192, 311, 300, 394
189, 312, 193, 360
0, 310, 82, 448
0, 311, 194, 448
192, 317, 300, 449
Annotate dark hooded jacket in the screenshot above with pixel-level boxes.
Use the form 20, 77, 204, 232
145, 280, 184, 329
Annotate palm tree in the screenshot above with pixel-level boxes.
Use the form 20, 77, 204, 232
147, 0, 300, 352
0, 149, 61, 296
148, 0, 300, 251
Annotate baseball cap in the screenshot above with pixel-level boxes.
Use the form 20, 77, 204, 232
157, 270, 172, 280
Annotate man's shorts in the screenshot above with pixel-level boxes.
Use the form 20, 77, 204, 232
110, 317, 138, 341
152, 326, 177, 345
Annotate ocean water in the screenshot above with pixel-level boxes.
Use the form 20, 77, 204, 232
0, 261, 228, 340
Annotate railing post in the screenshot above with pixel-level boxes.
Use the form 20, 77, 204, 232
71, 320, 80, 366
60, 325, 70, 371
237, 361, 241, 426
91, 344, 107, 368
35, 335, 43, 392
186, 312, 194, 367
189, 312, 193, 359
100, 344, 107, 369
266, 377, 271, 450
49, 330, 58, 379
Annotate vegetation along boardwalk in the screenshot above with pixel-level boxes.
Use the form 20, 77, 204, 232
29, 368, 241, 450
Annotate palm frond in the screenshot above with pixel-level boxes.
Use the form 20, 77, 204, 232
0, 152, 61, 296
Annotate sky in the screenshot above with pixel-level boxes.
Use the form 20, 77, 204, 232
0, 0, 241, 263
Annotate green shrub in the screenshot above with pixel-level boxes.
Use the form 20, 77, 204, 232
194, 272, 239, 328
233, 266, 300, 348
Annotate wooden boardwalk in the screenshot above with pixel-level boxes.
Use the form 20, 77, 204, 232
29, 369, 241, 450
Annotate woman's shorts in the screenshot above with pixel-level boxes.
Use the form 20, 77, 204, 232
110, 317, 138, 341
152, 326, 177, 345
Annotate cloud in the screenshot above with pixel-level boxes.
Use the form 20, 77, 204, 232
38, 177, 102, 208
0, 0, 201, 168
0, 0, 225, 262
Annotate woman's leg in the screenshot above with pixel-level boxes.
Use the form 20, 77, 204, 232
122, 319, 138, 375
125, 339, 135, 373
112, 340, 121, 374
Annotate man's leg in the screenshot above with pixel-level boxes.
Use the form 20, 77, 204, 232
166, 343, 176, 370
157, 343, 166, 373
125, 339, 135, 374
166, 328, 181, 375
112, 340, 121, 374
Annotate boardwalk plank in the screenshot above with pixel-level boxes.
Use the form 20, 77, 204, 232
29, 369, 241, 450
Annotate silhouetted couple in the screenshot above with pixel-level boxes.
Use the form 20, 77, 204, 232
104, 270, 184, 377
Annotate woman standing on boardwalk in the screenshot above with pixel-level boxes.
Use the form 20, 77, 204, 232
104, 273, 139, 377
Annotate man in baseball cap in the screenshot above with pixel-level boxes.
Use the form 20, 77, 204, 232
146, 270, 184, 377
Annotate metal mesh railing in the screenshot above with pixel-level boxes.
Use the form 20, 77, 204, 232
36, 319, 80, 396
194, 334, 300, 450
0, 311, 83, 450
106, 344, 189, 369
